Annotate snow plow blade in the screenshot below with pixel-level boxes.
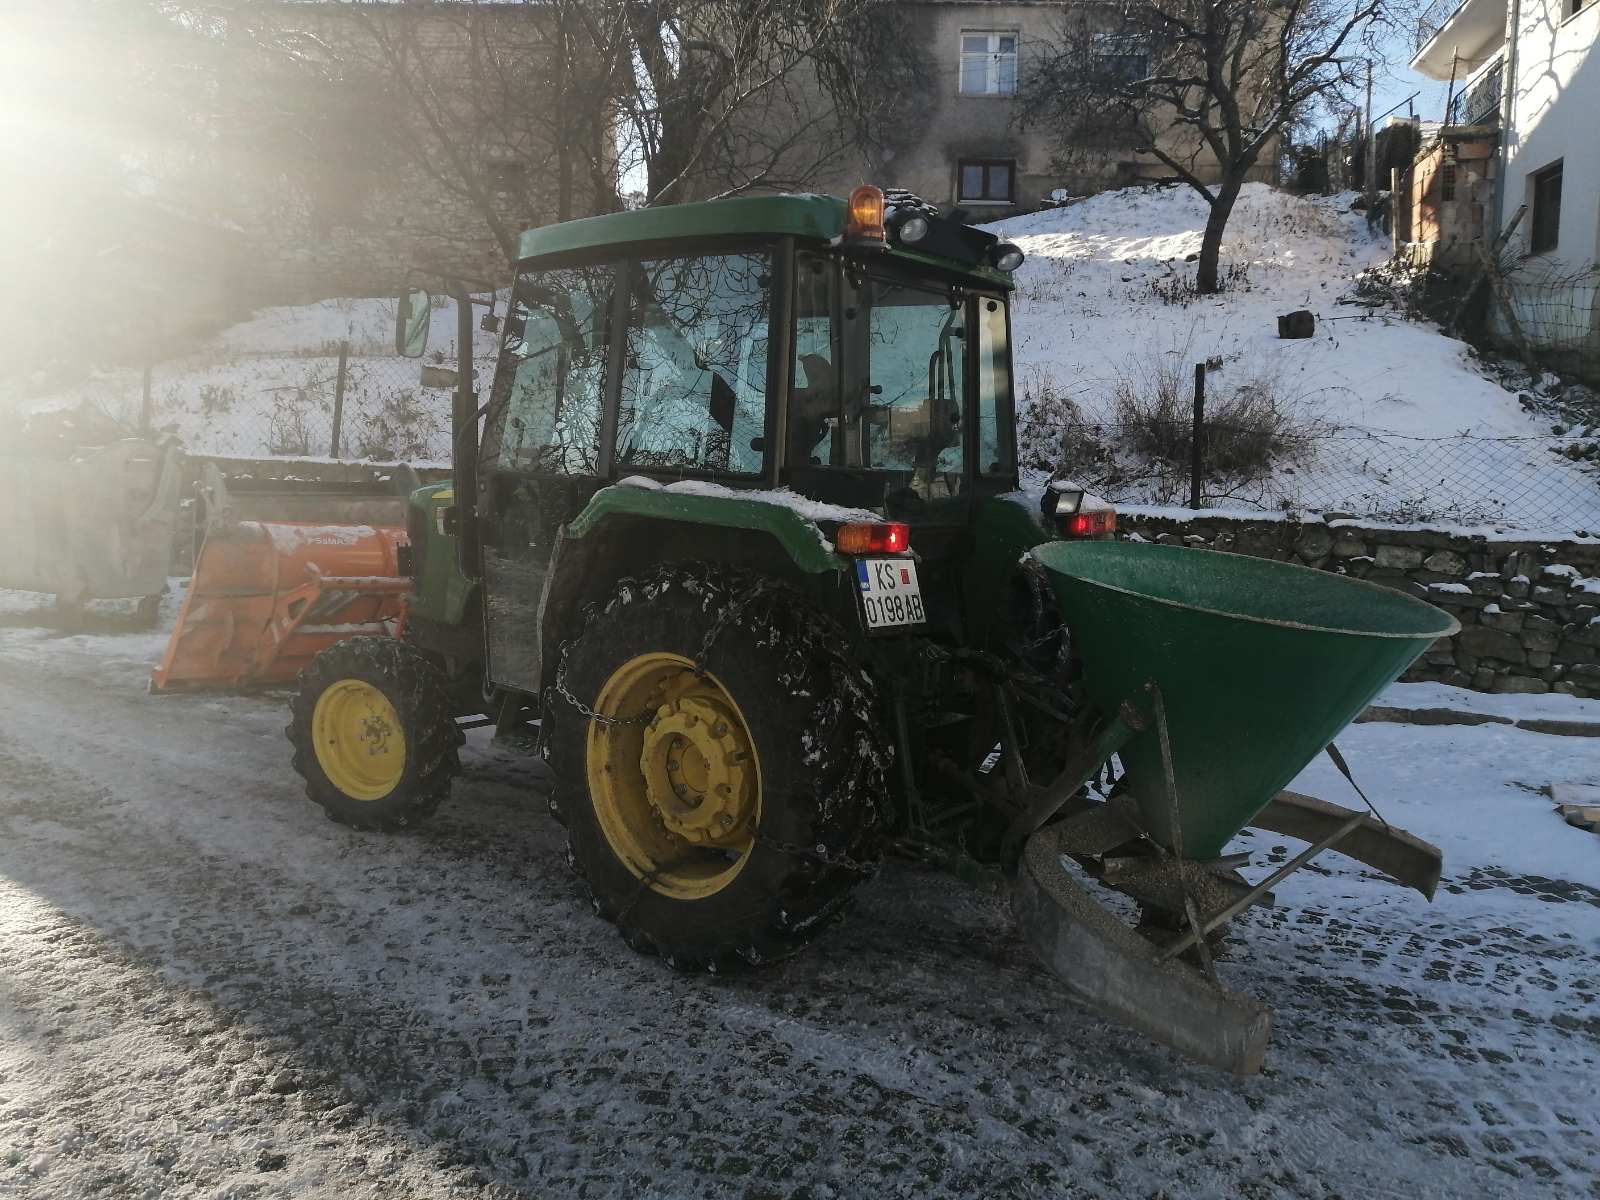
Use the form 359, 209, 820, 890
150, 519, 408, 693
1014, 821, 1272, 1075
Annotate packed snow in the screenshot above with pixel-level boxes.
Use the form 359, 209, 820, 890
1, 588, 1598, 1198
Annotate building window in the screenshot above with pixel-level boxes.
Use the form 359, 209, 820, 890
1091, 33, 1150, 85
1530, 160, 1563, 254
958, 159, 1015, 203
1440, 162, 1457, 202
1568, 0, 1592, 18
959, 31, 1018, 96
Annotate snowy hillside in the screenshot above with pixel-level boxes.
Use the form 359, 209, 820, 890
985, 184, 1600, 531
7, 296, 490, 466
9, 184, 1598, 530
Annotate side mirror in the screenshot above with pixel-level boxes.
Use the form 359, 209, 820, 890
395, 288, 431, 358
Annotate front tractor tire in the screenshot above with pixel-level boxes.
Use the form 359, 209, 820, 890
546, 564, 891, 971
288, 636, 463, 831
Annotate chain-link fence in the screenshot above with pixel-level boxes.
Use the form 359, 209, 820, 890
95, 295, 502, 466
1491, 270, 1600, 385
1024, 413, 1600, 533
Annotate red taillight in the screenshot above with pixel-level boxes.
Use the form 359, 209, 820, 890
1063, 509, 1117, 538
836, 522, 910, 555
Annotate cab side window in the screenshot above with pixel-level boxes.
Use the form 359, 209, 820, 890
483, 264, 612, 475
616, 253, 771, 475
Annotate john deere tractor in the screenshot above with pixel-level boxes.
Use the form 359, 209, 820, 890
281, 187, 1455, 1073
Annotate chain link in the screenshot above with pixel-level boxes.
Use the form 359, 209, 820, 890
756, 834, 877, 875
550, 574, 788, 728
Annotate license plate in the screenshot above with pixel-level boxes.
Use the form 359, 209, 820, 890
855, 558, 925, 629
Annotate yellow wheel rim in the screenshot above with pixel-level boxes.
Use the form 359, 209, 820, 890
312, 679, 407, 801
585, 652, 761, 901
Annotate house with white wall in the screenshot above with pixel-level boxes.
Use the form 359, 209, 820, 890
1407, 0, 1600, 371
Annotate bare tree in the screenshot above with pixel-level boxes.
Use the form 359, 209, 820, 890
172, 0, 926, 268
600, 0, 929, 206
1016, 0, 1382, 293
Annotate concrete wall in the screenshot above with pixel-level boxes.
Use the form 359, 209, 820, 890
1119, 510, 1600, 698
1501, 0, 1600, 270
1495, 0, 1600, 365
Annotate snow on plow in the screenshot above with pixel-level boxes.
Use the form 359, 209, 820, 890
1010, 540, 1458, 1073
150, 518, 408, 693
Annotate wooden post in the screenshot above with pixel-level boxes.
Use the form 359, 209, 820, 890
1190, 363, 1205, 511
330, 339, 350, 458
1391, 167, 1403, 255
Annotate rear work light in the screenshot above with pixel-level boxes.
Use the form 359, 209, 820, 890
845, 185, 887, 248
992, 243, 1026, 272
1062, 509, 1117, 538
835, 522, 910, 555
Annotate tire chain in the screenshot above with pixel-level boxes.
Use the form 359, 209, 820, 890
550, 569, 878, 877
550, 573, 790, 728
756, 833, 878, 876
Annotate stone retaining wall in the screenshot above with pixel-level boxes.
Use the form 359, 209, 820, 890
1118, 511, 1600, 697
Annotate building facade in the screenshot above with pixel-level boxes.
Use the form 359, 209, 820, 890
809, 0, 1256, 218
1406, 0, 1600, 368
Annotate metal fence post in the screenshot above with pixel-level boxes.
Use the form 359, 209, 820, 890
141, 364, 153, 435
330, 339, 350, 459
1190, 363, 1205, 510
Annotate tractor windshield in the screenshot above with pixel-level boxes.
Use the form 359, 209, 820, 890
791, 254, 1012, 505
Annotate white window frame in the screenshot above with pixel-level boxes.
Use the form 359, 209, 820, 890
959, 30, 1019, 97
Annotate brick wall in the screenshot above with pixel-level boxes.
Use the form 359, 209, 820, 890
1119, 510, 1600, 698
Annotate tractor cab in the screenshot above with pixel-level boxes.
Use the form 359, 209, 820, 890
395, 187, 1059, 697
472, 186, 1024, 516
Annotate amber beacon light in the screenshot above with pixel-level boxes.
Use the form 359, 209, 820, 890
845, 185, 887, 247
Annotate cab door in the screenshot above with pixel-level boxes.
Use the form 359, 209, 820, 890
477, 263, 616, 693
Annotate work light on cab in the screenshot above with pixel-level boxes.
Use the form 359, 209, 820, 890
845, 185, 887, 248
992, 243, 1025, 272
835, 522, 910, 555
888, 210, 930, 245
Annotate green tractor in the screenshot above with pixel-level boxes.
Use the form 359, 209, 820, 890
285, 187, 1456, 1073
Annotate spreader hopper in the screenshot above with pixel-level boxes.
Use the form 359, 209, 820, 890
1011, 540, 1458, 1072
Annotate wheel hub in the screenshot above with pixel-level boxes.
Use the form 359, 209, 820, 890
585, 651, 763, 900
311, 678, 406, 801
639, 693, 755, 845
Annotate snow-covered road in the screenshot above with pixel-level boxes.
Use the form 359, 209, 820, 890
1, 598, 1597, 1199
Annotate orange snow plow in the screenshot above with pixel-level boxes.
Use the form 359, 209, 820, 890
150, 519, 409, 693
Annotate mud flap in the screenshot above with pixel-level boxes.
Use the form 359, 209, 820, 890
1013, 822, 1273, 1075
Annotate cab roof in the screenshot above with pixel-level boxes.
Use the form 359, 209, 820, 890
514, 193, 1014, 289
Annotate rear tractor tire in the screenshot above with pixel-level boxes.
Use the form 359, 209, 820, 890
288, 636, 463, 830
546, 564, 891, 971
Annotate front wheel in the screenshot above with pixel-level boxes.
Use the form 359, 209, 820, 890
545, 564, 891, 970
288, 637, 462, 830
